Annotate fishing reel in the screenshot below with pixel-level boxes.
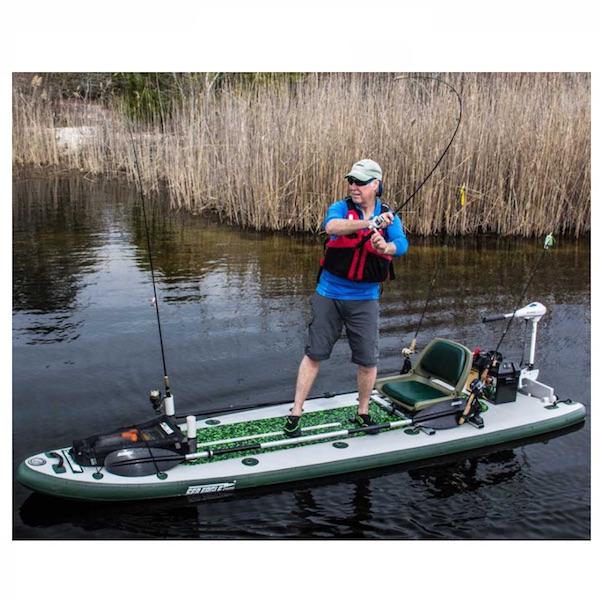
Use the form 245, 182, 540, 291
149, 387, 176, 416
469, 378, 485, 398
400, 345, 416, 374
149, 389, 163, 412
369, 212, 394, 231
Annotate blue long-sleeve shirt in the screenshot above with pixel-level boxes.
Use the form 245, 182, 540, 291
316, 198, 409, 300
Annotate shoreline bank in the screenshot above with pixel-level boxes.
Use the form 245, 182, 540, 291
13, 73, 591, 237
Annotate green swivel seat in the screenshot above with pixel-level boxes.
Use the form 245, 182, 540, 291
376, 338, 473, 412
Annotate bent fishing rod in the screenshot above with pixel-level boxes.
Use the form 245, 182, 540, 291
458, 233, 556, 425
369, 77, 461, 373
369, 74, 463, 231
127, 121, 174, 414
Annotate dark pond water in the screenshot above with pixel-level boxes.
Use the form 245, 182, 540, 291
12, 173, 590, 539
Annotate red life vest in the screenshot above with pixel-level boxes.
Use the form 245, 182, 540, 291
319, 198, 395, 283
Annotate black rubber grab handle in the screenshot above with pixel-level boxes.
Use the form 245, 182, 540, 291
482, 314, 506, 323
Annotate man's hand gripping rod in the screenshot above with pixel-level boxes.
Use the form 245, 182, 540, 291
369, 213, 392, 231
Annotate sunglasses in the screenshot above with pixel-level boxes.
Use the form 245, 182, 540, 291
346, 176, 374, 187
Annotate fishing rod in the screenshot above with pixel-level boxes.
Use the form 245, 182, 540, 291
174, 389, 359, 421
127, 121, 174, 415
400, 248, 445, 374
369, 74, 463, 231
458, 233, 556, 426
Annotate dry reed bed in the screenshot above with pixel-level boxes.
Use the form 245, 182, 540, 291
13, 73, 590, 237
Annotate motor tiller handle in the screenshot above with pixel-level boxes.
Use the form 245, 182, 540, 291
482, 314, 506, 323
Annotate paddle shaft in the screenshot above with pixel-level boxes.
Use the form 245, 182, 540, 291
196, 420, 409, 457
195, 421, 342, 448
108, 405, 465, 470
108, 425, 401, 469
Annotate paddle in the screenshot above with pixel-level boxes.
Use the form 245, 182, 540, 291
105, 399, 467, 477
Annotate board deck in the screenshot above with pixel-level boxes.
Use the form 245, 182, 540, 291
16, 389, 585, 502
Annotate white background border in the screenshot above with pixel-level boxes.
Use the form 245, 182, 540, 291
2, 1, 596, 598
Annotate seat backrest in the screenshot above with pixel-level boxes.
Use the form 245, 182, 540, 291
414, 338, 472, 388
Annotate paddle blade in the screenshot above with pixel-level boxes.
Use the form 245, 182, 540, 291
412, 398, 466, 430
416, 413, 461, 430
105, 447, 184, 477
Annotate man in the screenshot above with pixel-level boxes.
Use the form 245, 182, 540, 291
284, 159, 409, 437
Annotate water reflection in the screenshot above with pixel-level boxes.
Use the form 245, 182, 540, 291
17, 424, 584, 540
14, 173, 590, 352
408, 448, 524, 499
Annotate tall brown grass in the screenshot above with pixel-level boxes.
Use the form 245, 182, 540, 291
13, 73, 590, 237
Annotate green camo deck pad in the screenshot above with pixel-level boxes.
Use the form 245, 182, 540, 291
187, 402, 392, 464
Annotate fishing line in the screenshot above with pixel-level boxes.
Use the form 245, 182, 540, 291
127, 121, 171, 395
411, 250, 444, 342
400, 247, 445, 373
492, 234, 554, 356
458, 233, 555, 425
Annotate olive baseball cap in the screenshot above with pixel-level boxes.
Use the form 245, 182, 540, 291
345, 159, 382, 182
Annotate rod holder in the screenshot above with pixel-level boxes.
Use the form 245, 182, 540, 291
164, 394, 175, 417
186, 415, 197, 453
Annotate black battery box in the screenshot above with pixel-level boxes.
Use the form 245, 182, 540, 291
489, 361, 521, 404
472, 349, 519, 404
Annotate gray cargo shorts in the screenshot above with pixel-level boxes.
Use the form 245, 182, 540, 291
304, 293, 379, 367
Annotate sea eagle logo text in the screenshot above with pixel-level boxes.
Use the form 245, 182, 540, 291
186, 482, 236, 495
